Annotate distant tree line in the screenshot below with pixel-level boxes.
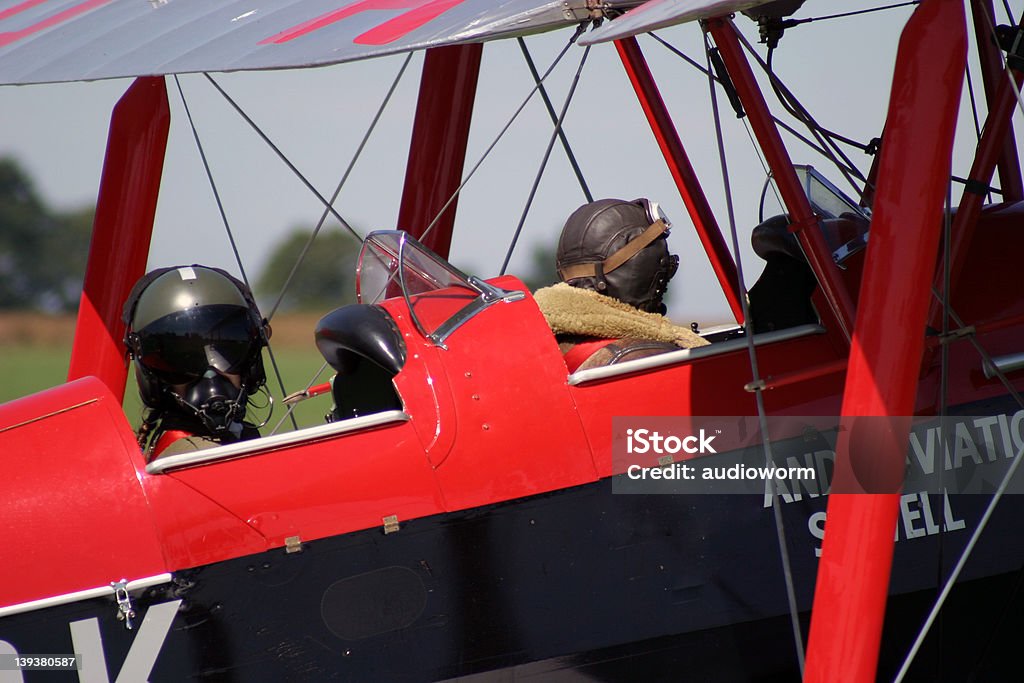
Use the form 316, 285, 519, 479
0, 157, 93, 312
255, 228, 361, 313
0, 156, 556, 314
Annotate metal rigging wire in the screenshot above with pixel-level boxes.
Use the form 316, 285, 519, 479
981, 3, 1024, 123
417, 23, 588, 248
203, 73, 363, 244
757, 40, 867, 197
172, 74, 294, 431
1003, 0, 1016, 24
703, 32, 806, 676
358, 27, 585, 306
648, 31, 851, 175
518, 37, 593, 203
265, 53, 413, 322
894, 437, 1024, 682
779, 1, 922, 27
895, 10, 1024, 666
933, 178, 954, 679
501, 45, 591, 276
270, 360, 331, 436
265, 55, 414, 435
965, 54, 985, 145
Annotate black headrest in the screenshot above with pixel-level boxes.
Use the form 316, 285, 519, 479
315, 304, 406, 376
751, 215, 804, 262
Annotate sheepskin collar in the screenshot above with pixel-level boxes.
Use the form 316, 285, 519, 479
533, 283, 708, 349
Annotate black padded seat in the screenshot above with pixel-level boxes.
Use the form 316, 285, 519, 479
748, 215, 818, 334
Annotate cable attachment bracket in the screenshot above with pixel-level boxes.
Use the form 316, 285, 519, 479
706, 46, 746, 119
938, 325, 976, 345
111, 579, 136, 630
996, 24, 1024, 72
745, 379, 767, 393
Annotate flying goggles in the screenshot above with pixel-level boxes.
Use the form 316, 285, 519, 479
557, 198, 679, 283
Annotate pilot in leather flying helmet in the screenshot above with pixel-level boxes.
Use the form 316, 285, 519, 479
123, 265, 270, 459
556, 197, 679, 314
533, 197, 707, 373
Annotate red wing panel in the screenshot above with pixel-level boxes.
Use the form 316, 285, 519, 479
0, 378, 166, 607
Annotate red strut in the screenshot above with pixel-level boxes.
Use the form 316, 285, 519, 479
397, 44, 482, 259
803, 2, 967, 681
616, 36, 744, 324
708, 18, 855, 342
67, 77, 170, 402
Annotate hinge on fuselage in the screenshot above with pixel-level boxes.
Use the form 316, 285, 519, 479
111, 579, 136, 630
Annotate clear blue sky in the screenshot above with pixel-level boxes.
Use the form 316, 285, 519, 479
0, 0, 1015, 323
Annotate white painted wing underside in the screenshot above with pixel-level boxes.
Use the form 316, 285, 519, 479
0, 0, 639, 85
578, 0, 779, 45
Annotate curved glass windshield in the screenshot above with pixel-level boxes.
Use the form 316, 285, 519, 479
356, 231, 524, 348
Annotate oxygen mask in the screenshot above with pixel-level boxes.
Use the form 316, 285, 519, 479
176, 369, 247, 437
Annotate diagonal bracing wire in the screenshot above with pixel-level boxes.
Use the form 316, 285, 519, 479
750, 37, 868, 197
517, 37, 593, 203
703, 33, 806, 675
894, 438, 1024, 682
648, 31, 862, 181
270, 360, 331, 436
417, 23, 588, 248
203, 73, 363, 244
784, 1, 921, 27
172, 74, 296, 431
501, 46, 591, 275
894, 213, 1024, 679
980, 5, 1024, 124
265, 53, 413, 322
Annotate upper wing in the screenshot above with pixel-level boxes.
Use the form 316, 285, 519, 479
0, 0, 639, 86
578, 0, 779, 44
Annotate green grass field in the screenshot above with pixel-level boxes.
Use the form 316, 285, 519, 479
0, 345, 70, 401
0, 314, 336, 433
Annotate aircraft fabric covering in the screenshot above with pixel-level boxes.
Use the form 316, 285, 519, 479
0, 0, 638, 85
578, 0, 778, 44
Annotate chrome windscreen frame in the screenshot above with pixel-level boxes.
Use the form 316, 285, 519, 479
361, 230, 525, 349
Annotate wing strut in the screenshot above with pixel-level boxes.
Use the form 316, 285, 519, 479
67, 77, 169, 401
398, 44, 482, 259
706, 18, 855, 343
928, 5, 1024, 331
802, 2, 967, 681
615, 36, 745, 324
971, 0, 1023, 201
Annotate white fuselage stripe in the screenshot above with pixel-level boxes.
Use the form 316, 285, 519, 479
0, 573, 173, 619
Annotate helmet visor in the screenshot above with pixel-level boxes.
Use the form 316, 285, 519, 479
136, 305, 260, 384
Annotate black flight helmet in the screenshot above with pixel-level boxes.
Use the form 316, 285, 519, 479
556, 198, 679, 314
123, 265, 268, 435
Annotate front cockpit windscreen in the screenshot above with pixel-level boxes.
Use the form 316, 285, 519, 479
356, 230, 524, 347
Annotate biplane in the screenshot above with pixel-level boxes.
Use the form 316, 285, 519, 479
1, 0, 1024, 681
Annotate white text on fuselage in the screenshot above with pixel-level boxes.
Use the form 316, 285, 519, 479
765, 410, 1024, 556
